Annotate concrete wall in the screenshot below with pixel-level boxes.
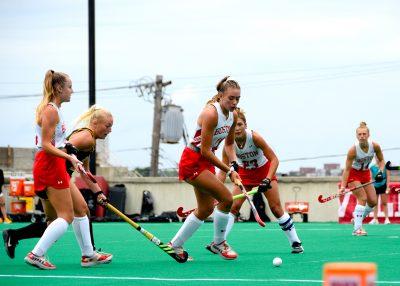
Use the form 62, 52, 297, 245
107, 176, 341, 222
0, 147, 35, 171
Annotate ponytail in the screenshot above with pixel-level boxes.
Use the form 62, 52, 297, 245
35, 70, 68, 123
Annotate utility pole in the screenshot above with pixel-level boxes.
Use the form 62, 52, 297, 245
88, 0, 96, 174
149, 75, 171, 176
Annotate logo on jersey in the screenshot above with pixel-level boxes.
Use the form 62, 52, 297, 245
237, 150, 259, 160
214, 126, 230, 135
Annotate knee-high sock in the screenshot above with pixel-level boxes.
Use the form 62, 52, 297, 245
72, 216, 95, 257
353, 204, 365, 230
11, 222, 47, 243
278, 213, 300, 245
213, 209, 230, 245
171, 213, 203, 248
224, 213, 236, 240
362, 204, 374, 219
32, 218, 69, 257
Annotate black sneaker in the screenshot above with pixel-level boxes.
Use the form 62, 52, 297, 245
3, 229, 18, 259
291, 241, 304, 254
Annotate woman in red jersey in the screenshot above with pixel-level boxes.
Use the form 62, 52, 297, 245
24, 70, 110, 270
208, 108, 303, 254
340, 121, 385, 236
169, 76, 241, 260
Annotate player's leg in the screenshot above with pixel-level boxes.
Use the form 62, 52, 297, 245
170, 170, 236, 259
70, 182, 112, 266
350, 181, 367, 235
263, 180, 303, 253
225, 184, 246, 239
206, 184, 245, 254
25, 187, 73, 269
3, 198, 53, 259
195, 171, 236, 259
380, 192, 390, 224
362, 184, 377, 220
370, 192, 379, 224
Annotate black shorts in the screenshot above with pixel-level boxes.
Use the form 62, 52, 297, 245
375, 184, 387, 195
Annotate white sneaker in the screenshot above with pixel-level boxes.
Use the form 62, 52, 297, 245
81, 251, 113, 267
369, 219, 378, 225
209, 240, 238, 260
384, 218, 391, 224
352, 228, 367, 236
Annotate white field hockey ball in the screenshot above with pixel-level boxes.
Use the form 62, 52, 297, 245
273, 257, 282, 267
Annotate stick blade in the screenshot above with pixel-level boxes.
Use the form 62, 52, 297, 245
317, 195, 325, 203
176, 207, 185, 218
386, 161, 399, 171
257, 218, 266, 227
163, 245, 188, 263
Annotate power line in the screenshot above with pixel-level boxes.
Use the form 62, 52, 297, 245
2, 60, 400, 100
0, 84, 138, 100
280, 147, 400, 162
170, 60, 400, 80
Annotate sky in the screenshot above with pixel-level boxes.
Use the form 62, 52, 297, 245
0, 0, 400, 173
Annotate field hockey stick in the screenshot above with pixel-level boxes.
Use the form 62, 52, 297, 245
77, 164, 189, 263
176, 189, 259, 218
235, 180, 266, 227
386, 161, 400, 171
317, 181, 375, 203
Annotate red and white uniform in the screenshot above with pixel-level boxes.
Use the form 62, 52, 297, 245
33, 103, 70, 192
179, 102, 233, 181
348, 139, 374, 185
236, 130, 276, 187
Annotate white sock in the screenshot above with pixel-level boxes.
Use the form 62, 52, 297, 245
362, 204, 374, 219
72, 216, 94, 257
171, 213, 203, 248
278, 213, 300, 245
224, 213, 236, 240
353, 204, 365, 230
213, 209, 230, 245
32, 218, 69, 257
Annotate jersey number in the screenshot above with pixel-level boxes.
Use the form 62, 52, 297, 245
243, 159, 258, 169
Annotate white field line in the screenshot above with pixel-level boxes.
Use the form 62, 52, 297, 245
0, 274, 399, 284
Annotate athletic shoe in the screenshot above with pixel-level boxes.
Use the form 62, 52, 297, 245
209, 240, 238, 260
81, 251, 113, 267
369, 219, 378, 225
352, 228, 367, 236
167, 242, 193, 261
384, 218, 391, 225
3, 229, 17, 259
205, 242, 218, 254
4, 217, 12, 224
24, 252, 56, 270
291, 241, 304, 254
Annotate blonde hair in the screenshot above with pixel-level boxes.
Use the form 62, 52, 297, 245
35, 70, 69, 123
206, 76, 240, 105
74, 105, 112, 128
357, 121, 369, 132
236, 107, 247, 124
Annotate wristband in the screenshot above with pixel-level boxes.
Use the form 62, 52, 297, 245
226, 165, 235, 177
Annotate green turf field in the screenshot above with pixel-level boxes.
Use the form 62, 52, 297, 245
1, 222, 399, 285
